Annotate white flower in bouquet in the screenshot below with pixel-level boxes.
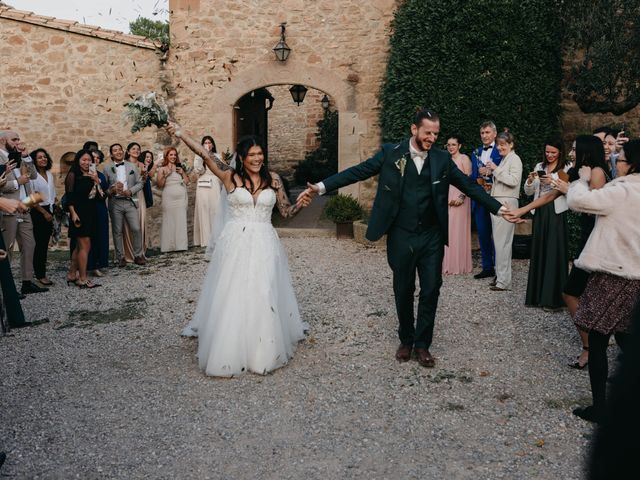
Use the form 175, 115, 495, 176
122, 92, 170, 133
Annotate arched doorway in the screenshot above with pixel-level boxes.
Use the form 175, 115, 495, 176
233, 84, 338, 229
207, 62, 365, 204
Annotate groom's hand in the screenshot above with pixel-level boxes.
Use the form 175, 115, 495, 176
296, 182, 319, 204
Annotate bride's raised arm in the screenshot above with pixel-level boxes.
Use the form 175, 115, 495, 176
166, 123, 232, 182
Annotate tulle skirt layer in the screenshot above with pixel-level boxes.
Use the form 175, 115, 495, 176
184, 219, 307, 377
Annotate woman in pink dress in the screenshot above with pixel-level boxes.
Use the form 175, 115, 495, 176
443, 135, 473, 274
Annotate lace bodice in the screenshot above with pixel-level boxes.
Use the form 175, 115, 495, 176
227, 187, 275, 223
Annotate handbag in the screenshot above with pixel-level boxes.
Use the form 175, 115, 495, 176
197, 178, 213, 188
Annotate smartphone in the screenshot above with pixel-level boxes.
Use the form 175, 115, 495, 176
0, 164, 5, 176
536, 169, 546, 178
89, 164, 97, 174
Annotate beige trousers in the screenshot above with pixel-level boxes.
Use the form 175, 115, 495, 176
1, 213, 35, 282
490, 197, 518, 290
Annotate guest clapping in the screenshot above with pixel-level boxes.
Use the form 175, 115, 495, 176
28, 148, 56, 286
123, 142, 148, 261
65, 150, 105, 288
104, 143, 146, 267
486, 129, 522, 291
156, 147, 189, 253
442, 135, 472, 274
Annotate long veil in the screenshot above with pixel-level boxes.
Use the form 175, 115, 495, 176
204, 152, 236, 261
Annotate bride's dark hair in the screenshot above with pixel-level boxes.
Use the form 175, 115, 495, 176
234, 135, 273, 192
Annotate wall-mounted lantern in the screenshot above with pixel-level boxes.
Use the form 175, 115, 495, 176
273, 23, 291, 62
289, 84, 308, 105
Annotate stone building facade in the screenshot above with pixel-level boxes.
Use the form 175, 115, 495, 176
2, 0, 639, 219
267, 86, 326, 181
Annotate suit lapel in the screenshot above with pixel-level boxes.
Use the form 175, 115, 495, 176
392, 140, 411, 192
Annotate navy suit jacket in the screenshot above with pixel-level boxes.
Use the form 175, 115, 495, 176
322, 139, 502, 244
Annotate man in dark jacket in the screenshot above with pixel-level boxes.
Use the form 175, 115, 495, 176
299, 108, 507, 367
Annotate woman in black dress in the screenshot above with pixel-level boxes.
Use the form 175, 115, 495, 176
65, 149, 104, 288
521, 138, 572, 310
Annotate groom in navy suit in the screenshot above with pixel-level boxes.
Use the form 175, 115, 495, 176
300, 109, 507, 367
470, 121, 502, 279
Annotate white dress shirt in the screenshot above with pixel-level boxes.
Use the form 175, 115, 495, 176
408, 139, 428, 174
30, 171, 56, 209
114, 162, 129, 191
480, 143, 495, 165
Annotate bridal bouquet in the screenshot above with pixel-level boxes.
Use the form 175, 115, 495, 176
123, 92, 170, 133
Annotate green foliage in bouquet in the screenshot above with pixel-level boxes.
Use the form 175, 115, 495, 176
123, 92, 169, 133
323, 194, 364, 223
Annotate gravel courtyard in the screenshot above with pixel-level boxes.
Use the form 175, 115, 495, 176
1, 237, 599, 479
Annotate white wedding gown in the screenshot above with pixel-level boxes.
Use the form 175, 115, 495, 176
182, 187, 307, 377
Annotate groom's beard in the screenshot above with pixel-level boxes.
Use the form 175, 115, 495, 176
415, 137, 432, 152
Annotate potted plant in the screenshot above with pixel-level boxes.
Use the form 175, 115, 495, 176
323, 193, 364, 239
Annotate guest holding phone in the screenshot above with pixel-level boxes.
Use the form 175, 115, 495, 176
521, 138, 572, 311
65, 149, 104, 288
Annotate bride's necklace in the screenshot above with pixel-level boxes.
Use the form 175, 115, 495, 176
245, 175, 263, 194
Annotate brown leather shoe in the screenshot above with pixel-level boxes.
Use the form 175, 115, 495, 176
134, 256, 146, 266
414, 348, 435, 368
489, 285, 508, 291
395, 344, 412, 363
118, 258, 127, 268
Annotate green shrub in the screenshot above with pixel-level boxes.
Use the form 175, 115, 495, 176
323, 194, 364, 223
294, 110, 338, 185
380, 0, 563, 178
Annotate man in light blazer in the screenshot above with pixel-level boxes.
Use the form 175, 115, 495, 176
103, 143, 145, 267
0, 130, 48, 296
299, 109, 509, 368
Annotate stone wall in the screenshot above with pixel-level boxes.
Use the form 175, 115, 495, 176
0, 9, 164, 170
267, 86, 324, 181
167, 0, 398, 207
0, 6, 168, 250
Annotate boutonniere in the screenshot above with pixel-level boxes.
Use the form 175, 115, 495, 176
111, 166, 116, 174
129, 170, 134, 175
395, 156, 407, 177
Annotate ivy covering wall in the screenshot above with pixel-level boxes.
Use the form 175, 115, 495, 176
380, 0, 564, 174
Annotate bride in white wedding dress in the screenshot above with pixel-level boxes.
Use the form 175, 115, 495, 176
167, 124, 310, 377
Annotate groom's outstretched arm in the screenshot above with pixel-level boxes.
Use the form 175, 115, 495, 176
320, 149, 385, 193
449, 158, 503, 214
297, 148, 386, 203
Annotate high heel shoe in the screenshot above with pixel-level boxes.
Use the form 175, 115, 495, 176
77, 280, 101, 289
568, 346, 589, 369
